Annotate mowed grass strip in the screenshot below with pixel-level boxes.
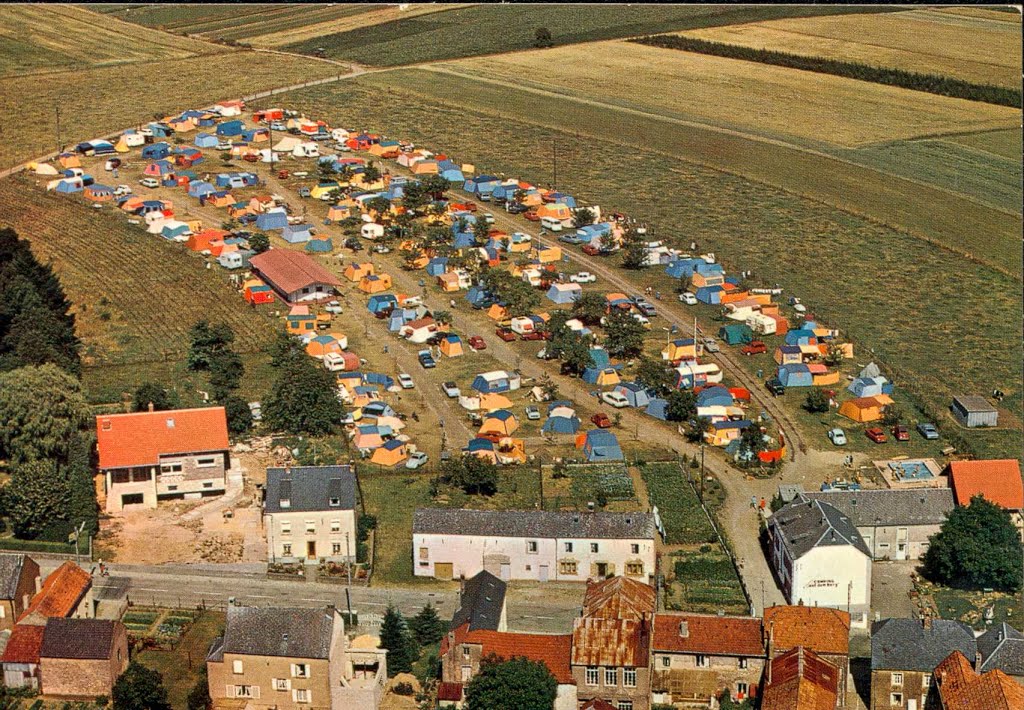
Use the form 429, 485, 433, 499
275, 77, 1023, 460
681, 9, 1022, 91
0, 51, 342, 171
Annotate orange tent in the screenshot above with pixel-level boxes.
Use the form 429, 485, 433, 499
535, 203, 572, 221
187, 228, 230, 252
358, 273, 392, 294
838, 396, 889, 423
487, 304, 509, 321
371, 440, 407, 467
344, 262, 374, 282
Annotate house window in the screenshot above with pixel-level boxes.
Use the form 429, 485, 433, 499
419, 547, 429, 560
281, 522, 292, 535
623, 668, 637, 687
232, 660, 244, 674
293, 688, 310, 704
161, 463, 183, 474
631, 544, 640, 554
273, 679, 289, 691
331, 520, 341, 533
292, 663, 309, 678
330, 497, 341, 507
696, 655, 709, 668
559, 560, 578, 576
461, 666, 472, 682
303, 287, 310, 294
737, 682, 749, 697
892, 673, 904, 687
235, 685, 254, 699
527, 540, 538, 554
282, 543, 292, 556
565, 542, 573, 553
591, 543, 599, 553
661, 656, 671, 668
890, 693, 903, 705
167, 485, 178, 492
332, 543, 342, 555
586, 667, 599, 686
605, 668, 617, 686
196, 457, 217, 467
463, 645, 471, 659
739, 658, 748, 670
306, 521, 316, 534
922, 676, 930, 689
625, 562, 644, 576
617, 702, 633, 710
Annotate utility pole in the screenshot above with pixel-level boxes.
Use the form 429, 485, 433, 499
55, 106, 62, 153
551, 138, 557, 190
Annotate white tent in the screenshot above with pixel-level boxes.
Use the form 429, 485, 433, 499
32, 162, 59, 176
272, 136, 303, 153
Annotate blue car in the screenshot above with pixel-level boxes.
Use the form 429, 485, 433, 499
417, 350, 436, 369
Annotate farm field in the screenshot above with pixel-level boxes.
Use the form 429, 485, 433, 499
680, 8, 1022, 90
0, 4, 221, 76
285, 4, 893, 66
639, 462, 716, 546
0, 51, 343, 171
276, 76, 1023, 461
946, 127, 1023, 161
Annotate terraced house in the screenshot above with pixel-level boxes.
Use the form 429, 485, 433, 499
412, 508, 657, 582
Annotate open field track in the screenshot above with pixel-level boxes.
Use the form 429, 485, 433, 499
681, 9, 1022, 90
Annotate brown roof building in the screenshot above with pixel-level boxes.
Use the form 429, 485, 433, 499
761, 646, 840, 710
764, 606, 851, 707
0, 554, 41, 632
38, 618, 129, 697
933, 650, 1024, 710
249, 249, 341, 304
18, 562, 93, 626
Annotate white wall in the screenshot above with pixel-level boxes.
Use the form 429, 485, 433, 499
792, 546, 871, 624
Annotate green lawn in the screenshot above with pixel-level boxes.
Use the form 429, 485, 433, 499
932, 587, 1024, 631
137, 610, 226, 710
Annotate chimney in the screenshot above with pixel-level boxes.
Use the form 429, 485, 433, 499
147, 401, 155, 412
678, 621, 689, 638
974, 651, 982, 671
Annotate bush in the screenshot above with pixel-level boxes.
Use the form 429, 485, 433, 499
393, 682, 415, 696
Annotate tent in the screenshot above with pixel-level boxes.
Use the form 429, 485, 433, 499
777, 364, 813, 388
848, 376, 892, 398
84, 184, 114, 202
216, 120, 244, 136
243, 280, 275, 305
306, 335, 343, 359
305, 237, 333, 254
582, 367, 621, 387
645, 398, 668, 421
344, 262, 374, 282
695, 286, 724, 305
718, 323, 753, 346
696, 386, 733, 408
471, 370, 519, 394
255, 210, 288, 231
613, 382, 651, 408
439, 334, 464, 357
426, 257, 450, 277
466, 287, 493, 309
542, 405, 581, 434
486, 304, 509, 321
188, 181, 215, 199
785, 329, 817, 346
662, 339, 696, 362
464, 438, 498, 464
371, 439, 407, 467
706, 420, 752, 447
577, 430, 624, 462
838, 396, 891, 423
546, 282, 582, 304
31, 162, 59, 176
479, 409, 519, 437
367, 294, 397, 314
194, 133, 218, 148
359, 274, 392, 294
141, 142, 170, 160
281, 224, 313, 244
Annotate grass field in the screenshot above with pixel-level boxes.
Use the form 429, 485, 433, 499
138, 610, 225, 709
542, 463, 637, 511
946, 127, 1023, 161
276, 76, 1023, 461
682, 9, 1022, 91
284, 4, 894, 66
0, 51, 342, 171
0, 5, 221, 76
0, 177, 276, 402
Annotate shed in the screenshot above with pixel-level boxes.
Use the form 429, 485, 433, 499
951, 396, 998, 428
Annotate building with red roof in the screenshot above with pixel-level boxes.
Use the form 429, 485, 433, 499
947, 459, 1024, 539
249, 248, 341, 304
0, 624, 46, 689
934, 650, 1024, 710
764, 606, 851, 704
96, 406, 230, 512
18, 562, 93, 627
760, 646, 839, 710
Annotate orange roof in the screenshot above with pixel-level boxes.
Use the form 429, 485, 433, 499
935, 650, 1024, 710
652, 613, 764, 657
0, 624, 45, 663
96, 406, 229, 470
19, 562, 91, 623
761, 646, 839, 710
464, 629, 573, 684
764, 606, 850, 656
582, 577, 656, 621
948, 460, 1024, 510
571, 617, 649, 668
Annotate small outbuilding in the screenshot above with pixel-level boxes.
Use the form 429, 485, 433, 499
951, 395, 998, 428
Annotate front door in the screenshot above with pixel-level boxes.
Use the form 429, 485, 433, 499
539, 565, 549, 582
500, 563, 511, 581
596, 562, 608, 578
306, 541, 317, 560
896, 543, 907, 561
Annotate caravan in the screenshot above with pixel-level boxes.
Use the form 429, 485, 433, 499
540, 216, 563, 232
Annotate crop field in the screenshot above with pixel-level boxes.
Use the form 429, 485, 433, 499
0, 177, 276, 401
0, 51, 342, 171
668, 550, 748, 615
946, 128, 1023, 161
285, 4, 892, 66
542, 463, 637, 511
0, 5, 221, 76
277, 76, 1023, 461
681, 9, 1022, 90
639, 463, 716, 546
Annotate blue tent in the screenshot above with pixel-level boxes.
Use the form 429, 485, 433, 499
582, 430, 623, 462
188, 181, 215, 199
282, 224, 313, 244
141, 142, 170, 160
216, 120, 244, 136
55, 179, 82, 194
546, 192, 577, 208
695, 262, 725, 278
666, 259, 701, 279
588, 348, 611, 369
367, 294, 397, 314
305, 237, 333, 253
582, 367, 621, 385
541, 411, 581, 434
363, 373, 396, 391
848, 376, 892, 398
777, 364, 813, 388
466, 287, 493, 309
452, 232, 475, 249
426, 257, 449, 277
441, 168, 464, 183
363, 401, 397, 419
215, 172, 258, 189
697, 386, 733, 408
161, 223, 190, 240
645, 398, 668, 420
388, 308, 416, 332
695, 286, 724, 305
147, 123, 173, 138
471, 371, 513, 394
464, 438, 495, 456
255, 211, 288, 231
785, 329, 817, 346
613, 382, 651, 408
546, 283, 582, 304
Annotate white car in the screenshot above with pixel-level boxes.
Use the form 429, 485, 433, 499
679, 292, 697, 305
401, 296, 423, 307
703, 339, 720, 353
441, 381, 460, 398
569, 272, 596, 284
216, 142, 232, 151
398, 373, 415, 389
483, 212, 495, 224
631, 313, 650, 327
373, 244, 391, 254
114, 184, 132, 196
324, 301, 343, 315
601, 391, 630, 408
139, 177, 159, 188
406, 451, 429, 469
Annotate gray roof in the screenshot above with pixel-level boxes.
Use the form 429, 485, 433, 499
413, 508, 656, 540
40, 619, 117, 660
0, 554, 27, 599
770, 499, 871, 559
871, 618, 976, 671
953, 395, 997, 413
451, 571, 506, 633
801, 488, 954, 527
209, 606, 336, 661
978, 623, 1024, 675
265, 466, 356, 514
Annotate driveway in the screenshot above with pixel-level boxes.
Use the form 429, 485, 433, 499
871, 559, 917, 620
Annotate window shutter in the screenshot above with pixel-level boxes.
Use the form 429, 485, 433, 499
291, 663, 297, 677
225, 685, 235, 699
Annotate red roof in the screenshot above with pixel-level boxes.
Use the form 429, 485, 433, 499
250, 248, 342, 296
935, 650, 1024, 710
761, 646, 839, 710
96, 406, 229, 470
581, 701, 616, 710
763, 606, 850, 656
0, 624, 45, 663
582, 577, 656, 621
18, 562, 91, 623
948, 460, 1024, 510
652, 613, 764, 656
463, 629, 574, 684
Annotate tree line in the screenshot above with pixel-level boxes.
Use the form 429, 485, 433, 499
631, 35, 1022, 108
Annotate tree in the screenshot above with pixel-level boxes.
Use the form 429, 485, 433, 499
186, 665, 211, 710
0, 364, 91, 465
635, 357, 673, 396
248, 232, 271, 254
366, 196, 393, 224
804, 388, 830, 414
362, 161, 381, 185
823, 341, 846, 366
6, 460, 70, 539
379, 605, 416, 676
603, 309, 645, 359
620, 227, 647, 270
738, 424, 766, 459
539, 373, 560, 401
572, 207, 595, 228
268, 330, 304, 367
187, 320, 235, 371
132, 382, 180, 412
409, 603, 446, 647
533, 27, 554, 49
665, 388, 696, 422
208, 349, 243, 401
263, 353, 343, 435
922, 495, 1022, 591
112, 662, 171, 710
882, 404, 903, 427
433, 310, 453, 325
222, 395, 253, 436
439, 455, 499, 496
572, 291, 606, 325
465, 656, 557, 710
481, 269, 539, 318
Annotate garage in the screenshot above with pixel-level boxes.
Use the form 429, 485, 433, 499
121, 493, 144, 506
434, 562, 453, 580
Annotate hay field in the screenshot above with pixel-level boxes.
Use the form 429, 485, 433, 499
946, 128, 1023, 161
444, 41, 1020, 147
0, 51, 342, 171
0, 4, 220, 75
681, 9, 1022, 91
275, 76, 1023, 460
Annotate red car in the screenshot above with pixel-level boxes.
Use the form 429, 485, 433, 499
495, 328, 516, 342
523, 209, 541, 222
865, 427, 888, 444
891, 424, 910, 442
520, 331, 546, 341
468, 336, 486, 350
277, 169, 290, 179
741, 340, 767, 355
242, 153, 259, 163
591, 412, 612, 428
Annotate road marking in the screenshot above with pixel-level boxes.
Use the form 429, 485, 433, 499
136, 587, 168, 592
520, 615, 555, 620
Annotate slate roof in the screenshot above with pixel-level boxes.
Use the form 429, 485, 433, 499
871, 618, 976, 672
451, 571, 506, 633
95, 406, 229, 470
651, 613, 764, 656
264, 465, 356, 514
413, 508, 655, 540
770, 498, 871, 559
0, 554, 27, 599
209, 606, 336, 661
977, 623, 1024, 676
801, 488, 954, 527
40, 618, 118, 660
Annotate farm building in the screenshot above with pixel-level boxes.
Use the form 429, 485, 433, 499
249, 249, 341, 304
547, 282, 582, 304
838, 396, 892, 423
951, 395, 999, 428
577, 430, 624, 462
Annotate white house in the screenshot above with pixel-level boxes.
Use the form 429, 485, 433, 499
264, 466, 358, 565
413, 509, 657, 583
767, 498, 872, 628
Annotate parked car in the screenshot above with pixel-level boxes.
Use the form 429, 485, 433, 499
398, 373, 415, 390
468, 336, 486, 350
324, 301, 343, 315
601, 391, 630, 408
405, 451, 429, 470
242, 153, 259, 163
495, 328, 517, 342
417, 350, 436, 369
703, 338, 720, 353
524, 209, 541, 222
297, 187, 312, 198
679, 292, 697, 305
277, 169, 290, 179
570, 272, 596, 283
525, 405, 540, 421
891, 424, 910, 442
741, 341, 767, 356
113, 185, 132, 196
483, 212, 496, 224
216, 141, 231, 151
441, 381, 460, 398
139, 177, 159, 188
865, 427, 888, 444
521, 331, 546, 341
373, 244, 391, 254
633, 298, 657, 317
591, 412, 612, 428
917, 422, 940, 440
827, 428, 847, 446
506, 202, 527, 215
344, 237, 363, 251
765, 377, 785, 397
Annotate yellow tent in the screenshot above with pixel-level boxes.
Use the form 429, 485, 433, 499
593, 368, 621, 387
311, 183, 341, 200
114, 139, 130, 153
479, 410, 519, 437
838, 396, 888, 423
478, 393, 513, 411
532, 245, 562, 264
662, 339, 696, 362
344, 262, 374, 282
371, 441, 407, 467
439, 335, 464, 358
536, 203, 572, 221
495, 438, 527, 465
